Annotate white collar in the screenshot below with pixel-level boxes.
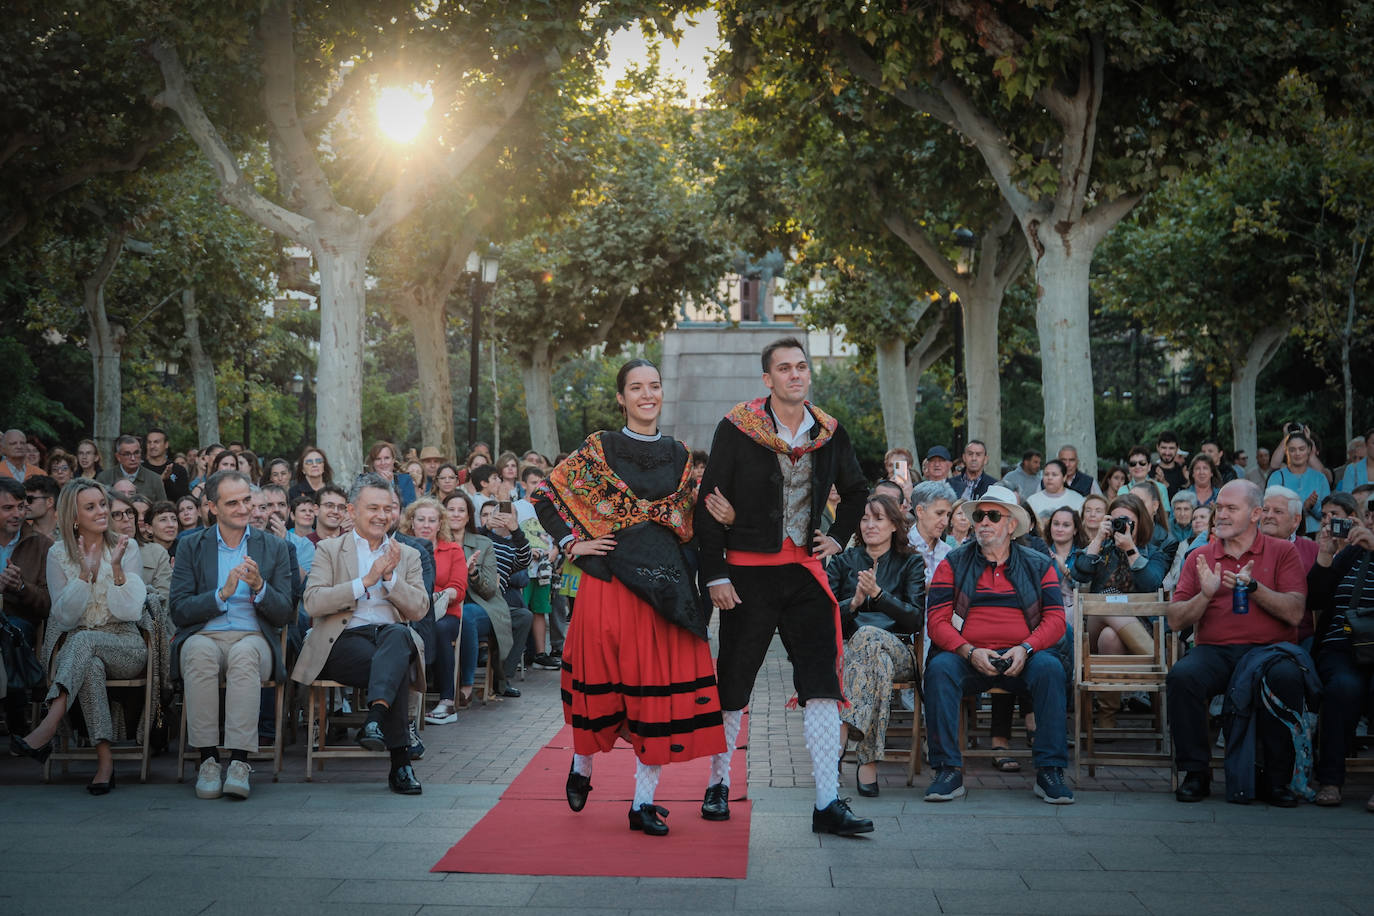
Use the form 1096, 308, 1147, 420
767, 402, 814, 448
621, 426, 662, 442
352, 530, 388, 557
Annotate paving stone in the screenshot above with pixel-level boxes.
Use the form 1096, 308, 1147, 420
934, 889, 1148, 915
4, 631, 1370, 914
735, 885, 940, 912
327, 877, 535, 907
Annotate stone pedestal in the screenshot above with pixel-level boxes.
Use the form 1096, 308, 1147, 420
659, 323, 804, 450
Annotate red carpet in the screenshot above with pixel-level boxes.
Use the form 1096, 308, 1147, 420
432, 714, 751, 879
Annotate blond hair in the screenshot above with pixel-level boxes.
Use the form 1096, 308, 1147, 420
56, 479, 119, 558
400, 496, 453, 543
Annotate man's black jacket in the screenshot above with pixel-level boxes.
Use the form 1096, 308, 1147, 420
694, 398, 867, 584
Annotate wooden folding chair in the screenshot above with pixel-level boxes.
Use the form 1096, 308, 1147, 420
43, 628, 155, 783
1074, 590, 1175, 780
176, 630, 288, 782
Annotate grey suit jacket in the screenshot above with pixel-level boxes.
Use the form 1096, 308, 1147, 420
97, 465, 168, 502
169, 525, 295, 679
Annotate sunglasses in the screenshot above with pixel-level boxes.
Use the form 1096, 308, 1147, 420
304, 457, 324, 465
24, 494, 49, 503
1129, 459, 1149, 467
970, 509, 1006, 524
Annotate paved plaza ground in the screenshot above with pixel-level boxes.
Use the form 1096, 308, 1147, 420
2, 636, 1372, 915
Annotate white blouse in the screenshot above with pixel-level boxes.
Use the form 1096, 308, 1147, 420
46, 538, 147, 632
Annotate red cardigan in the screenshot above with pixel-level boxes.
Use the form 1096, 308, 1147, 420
433, 539, 468, 613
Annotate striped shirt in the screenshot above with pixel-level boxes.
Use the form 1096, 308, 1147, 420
483, 527, 531, 591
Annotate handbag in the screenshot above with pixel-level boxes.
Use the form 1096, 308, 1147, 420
0, 613, 46, 692
1344, 551, 1374, 665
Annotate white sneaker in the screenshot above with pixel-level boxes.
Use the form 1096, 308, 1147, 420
223, 760, 252, 800
195, 758, 223, 799
425, 702, 457, 725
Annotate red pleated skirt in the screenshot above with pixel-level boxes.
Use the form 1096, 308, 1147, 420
561, 575, 726, 765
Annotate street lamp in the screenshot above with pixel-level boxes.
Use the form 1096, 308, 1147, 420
465, 245, 501, 454
950, 227, 977, 448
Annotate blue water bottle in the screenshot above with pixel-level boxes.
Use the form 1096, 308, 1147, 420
1231, 574, 1250, 614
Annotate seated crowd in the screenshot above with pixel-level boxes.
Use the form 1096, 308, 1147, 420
2, 428, 566, 797
2, 421, 1372, 812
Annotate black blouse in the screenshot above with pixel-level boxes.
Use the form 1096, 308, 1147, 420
535, 430, 706, 638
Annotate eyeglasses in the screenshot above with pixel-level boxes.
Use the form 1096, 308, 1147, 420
24, 494, 49, 503
110, 509, 136, 520
1129, 459, 1149, 467
304, 457, 324, 465
117, 450, 141, 458
970, 509, 1005, 524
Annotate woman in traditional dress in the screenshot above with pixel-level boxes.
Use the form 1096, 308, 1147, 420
531, 359, 725, 837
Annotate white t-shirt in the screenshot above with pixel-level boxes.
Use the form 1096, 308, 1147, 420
1027, 487, 1085, 522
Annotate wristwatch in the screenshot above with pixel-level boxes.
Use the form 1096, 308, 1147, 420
1020, 642, 1034, 656
1244, 578, 1259, 594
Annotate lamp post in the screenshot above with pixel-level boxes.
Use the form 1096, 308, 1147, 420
951, 227, 977, 448
291, 373, 307, 452
465, 246, 501, 455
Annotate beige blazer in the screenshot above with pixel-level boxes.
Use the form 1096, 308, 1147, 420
291, 534, 429, 686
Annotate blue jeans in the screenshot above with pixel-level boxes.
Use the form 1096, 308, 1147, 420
458, 602, 491, 688
433, 614, 462, 701
924, 649, 1069, 769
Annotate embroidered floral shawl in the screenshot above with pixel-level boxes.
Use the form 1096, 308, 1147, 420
725, 397, 837, 460
534, 432, 695, 543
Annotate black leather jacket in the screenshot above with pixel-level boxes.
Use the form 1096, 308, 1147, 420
826, 545, 925, 639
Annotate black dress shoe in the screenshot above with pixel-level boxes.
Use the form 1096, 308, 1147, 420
566, 762, 593, 812
1175, 771, 1211, 803
628, 803, 669, 836
1264, 784, 1300, 808
811, 797, 874, 836
500, 686, 521, 698
10, 734, 52, 765
701, 782, 730, 821
388, 764, 423, 795
856, 768, 880, 798
87, 771, 117, 796
356, 720, 387, 752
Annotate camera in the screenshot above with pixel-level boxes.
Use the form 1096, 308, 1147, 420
991, 655, 1012, 674
1110, 516, 1135, 535
1330, 517, 1354, 539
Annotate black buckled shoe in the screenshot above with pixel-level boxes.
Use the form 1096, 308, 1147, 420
701, 782, 730, 820
356, 720, 387, 752
566, 762, 593, 812
1174, 771, 1211, 803
628, 803, 669, 836
388, 764, 423, 795
811, 797, 874, 836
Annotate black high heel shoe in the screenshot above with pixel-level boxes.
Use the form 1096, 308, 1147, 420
10, 734, 53, 765
87, 771, 117, 796
856, 766, 880, 798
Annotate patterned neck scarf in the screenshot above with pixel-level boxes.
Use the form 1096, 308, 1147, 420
725, 397, 837, 461
533, 432, 695, 543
